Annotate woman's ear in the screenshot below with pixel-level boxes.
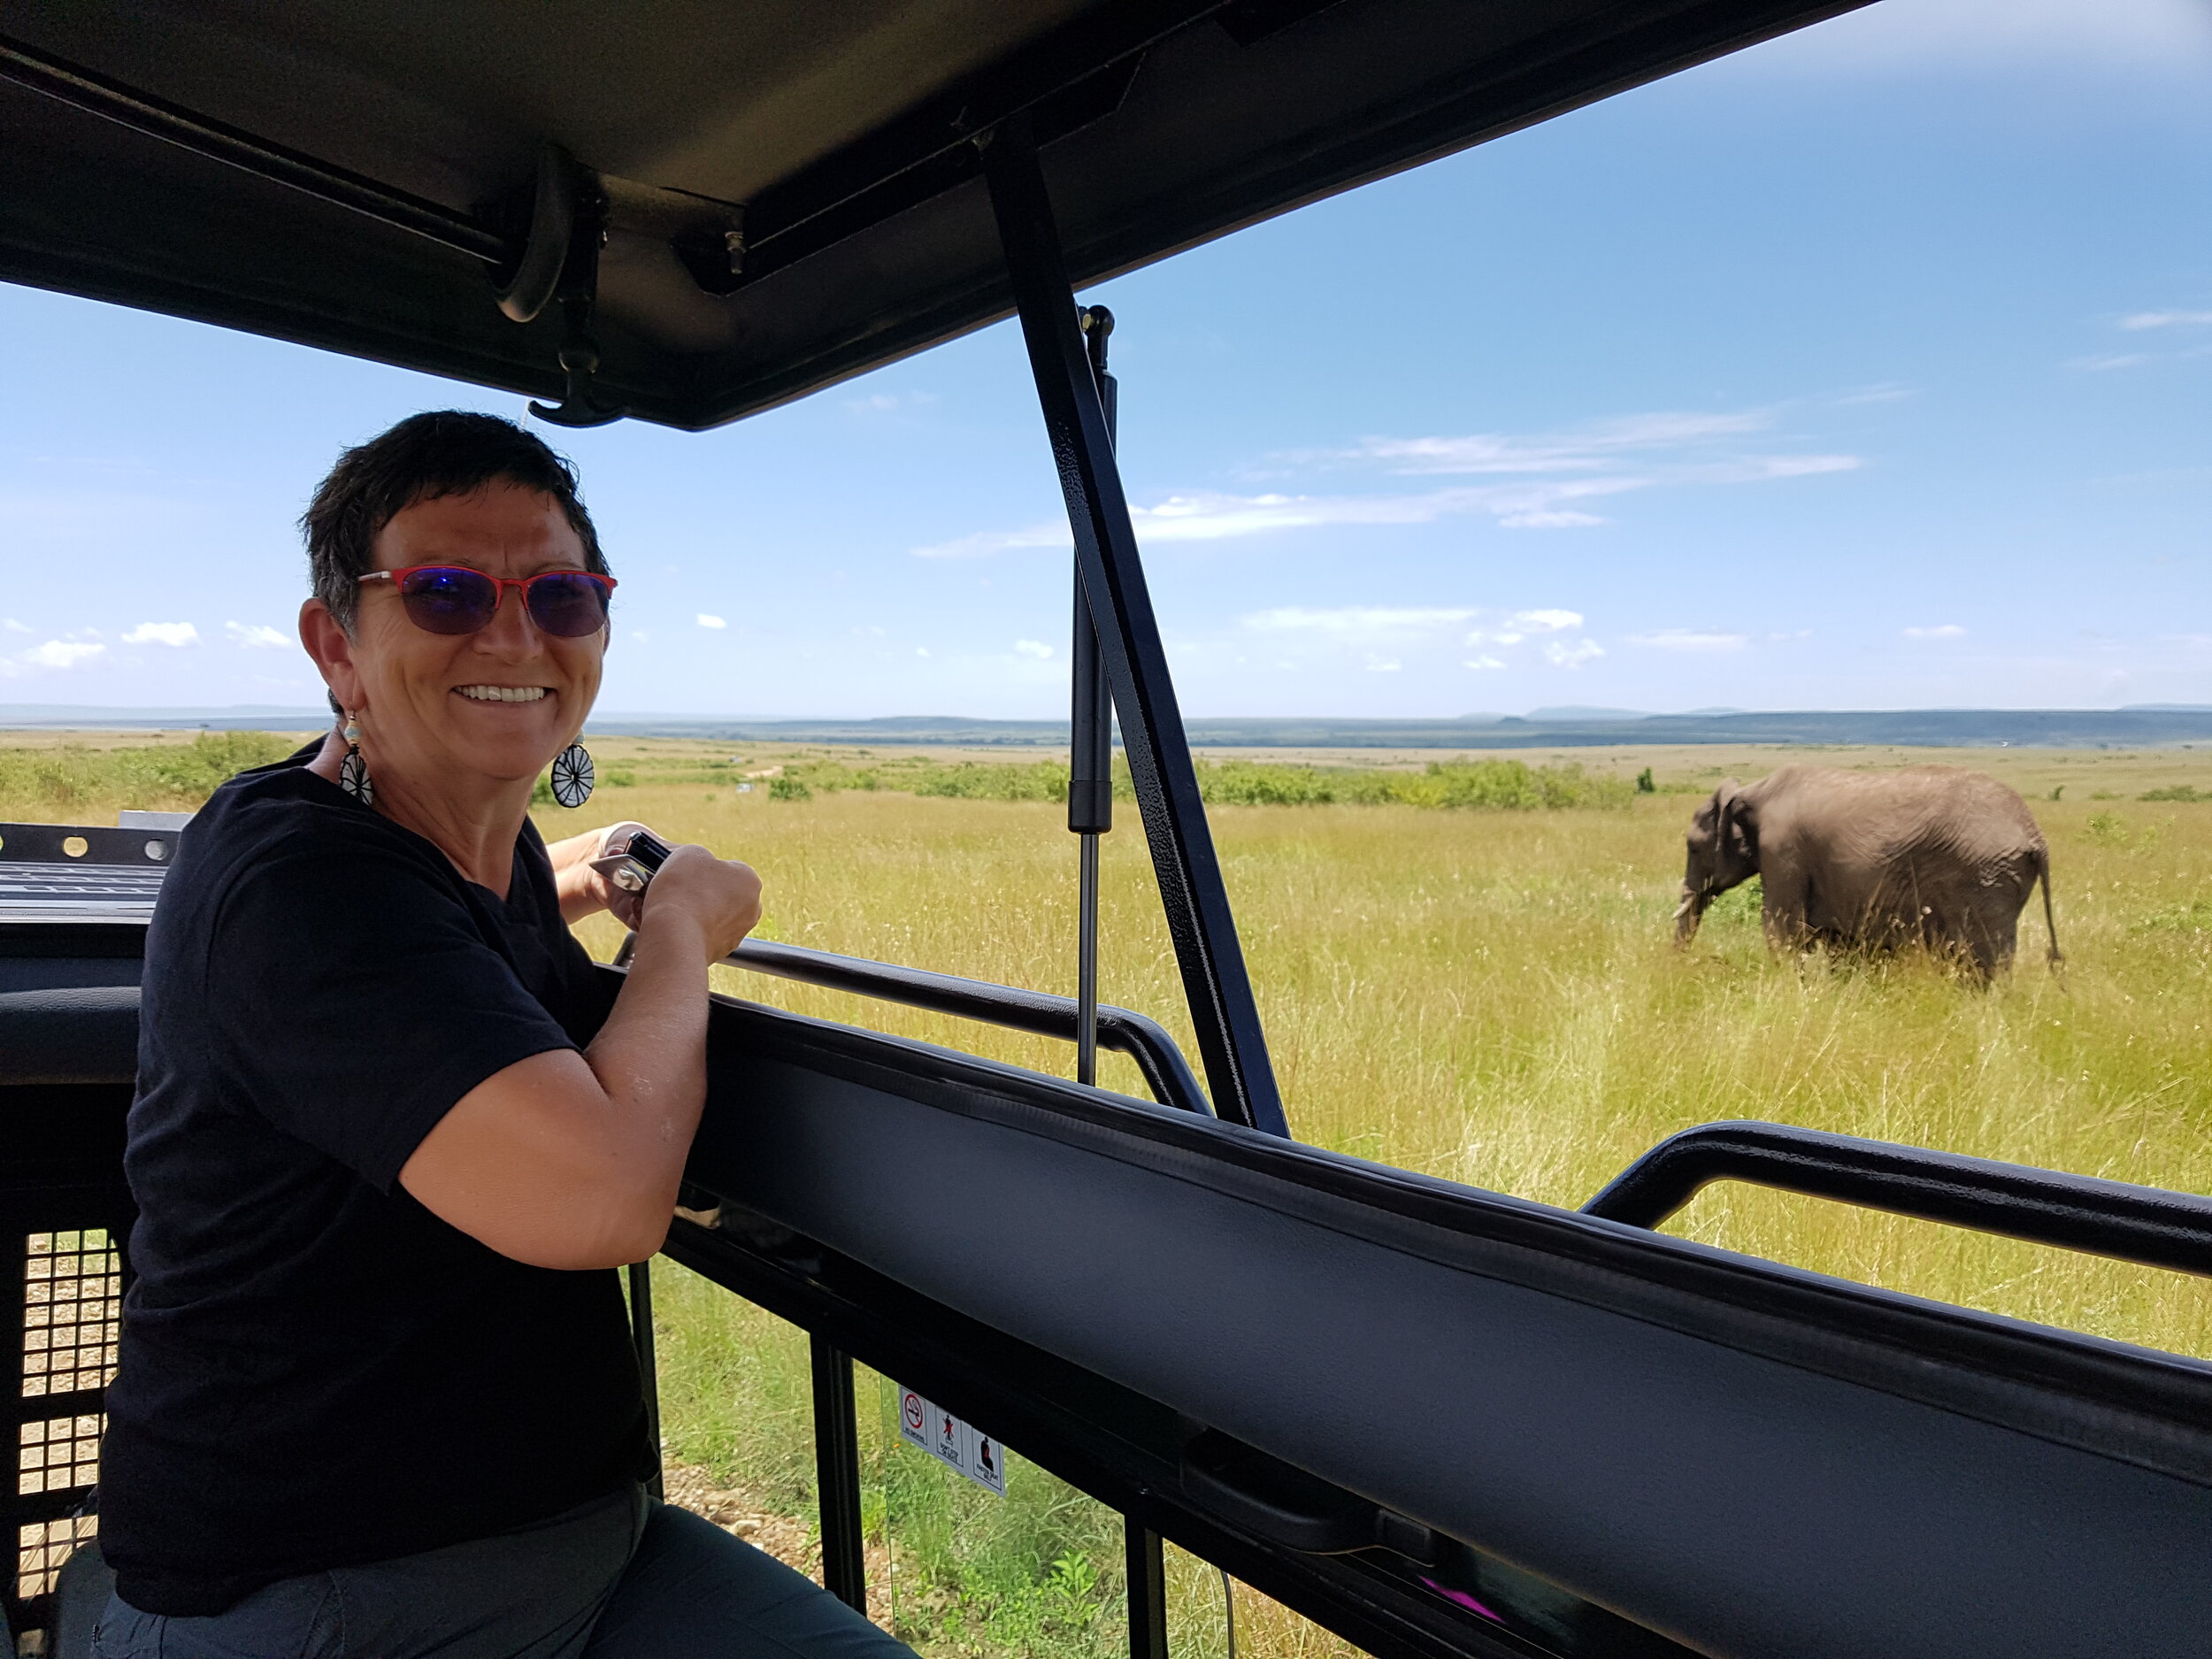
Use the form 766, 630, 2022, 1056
299, 597, 363, 715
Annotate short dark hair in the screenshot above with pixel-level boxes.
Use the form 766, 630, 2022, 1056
302, 411, 609, 634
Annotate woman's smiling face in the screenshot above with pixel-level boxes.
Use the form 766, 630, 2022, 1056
343, 480, 606, 792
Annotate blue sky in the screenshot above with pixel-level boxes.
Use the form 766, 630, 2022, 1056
1, 0, 2207, 720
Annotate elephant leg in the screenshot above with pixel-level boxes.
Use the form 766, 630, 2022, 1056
1759, 868, 1810, 953
1981, 898, 2022, 977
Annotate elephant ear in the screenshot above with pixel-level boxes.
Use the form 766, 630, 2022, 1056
1701, 779, 1738, 837
1717, 779, 1755, 862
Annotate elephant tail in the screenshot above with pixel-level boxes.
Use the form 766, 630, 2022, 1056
2036, 849, 2063, 970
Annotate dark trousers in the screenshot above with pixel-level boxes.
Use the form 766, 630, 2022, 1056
90, 1487, 914, 1659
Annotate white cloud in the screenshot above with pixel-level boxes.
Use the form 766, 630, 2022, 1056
1013, 639, 1054, 659
696, 613, 727, 630
2070, 353, 2152, 372
910, 522, 1068, 560
1516, 609, 1584, 633
225, 621, 288, 649
1467, 609, 1583, 645
1500, 510, 1606, 529
2120, 310, 2212, 330
916, 646, 931, 657
1904, 624, 1968, 640
3, 618, 28, 634
1626, 629, 1750, 652
629, 630, 649, 642
24, 640, 105, 670
1340, 411, 1772, 475
123, 621, 198, 647
1834, 384, 1916, 405
1690, 456, 1860, 483
1230, 603, 1594, 674
1544, 640, 1605, 669
917, 404, 1859, 557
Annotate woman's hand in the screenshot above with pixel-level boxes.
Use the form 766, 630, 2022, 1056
549, 821, 650, 926
637, 842, 763, 963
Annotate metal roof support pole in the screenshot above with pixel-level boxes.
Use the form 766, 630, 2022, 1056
1070, 303, 1117, 1089
983, 115, 1288, 1138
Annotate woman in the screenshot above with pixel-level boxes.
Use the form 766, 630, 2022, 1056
96, 411, 914, 1659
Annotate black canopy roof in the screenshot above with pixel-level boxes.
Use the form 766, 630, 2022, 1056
0, 0, 1862, 429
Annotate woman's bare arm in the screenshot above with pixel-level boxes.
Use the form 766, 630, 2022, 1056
397, 843, 760, 1269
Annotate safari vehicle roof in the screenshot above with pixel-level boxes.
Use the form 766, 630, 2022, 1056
0, 0, 1862, 430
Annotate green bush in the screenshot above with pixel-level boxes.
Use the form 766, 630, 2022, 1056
2085, 810, 2128, 844
757, 753, 1633, 812
912, 761, 1068, 803
0, 730, 297, 818
768, 775, 813, 802
2139, 785, 2208, 803
2137, 898, 2212, 934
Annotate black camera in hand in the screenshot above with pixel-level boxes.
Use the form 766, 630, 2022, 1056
595, 828, 673, 895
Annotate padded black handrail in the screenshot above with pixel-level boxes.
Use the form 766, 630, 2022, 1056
718, 936, 1211, 1118
1583, 1119, 2212, 1279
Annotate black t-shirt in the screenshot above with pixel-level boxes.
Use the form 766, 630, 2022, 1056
101, 749, 650, 1617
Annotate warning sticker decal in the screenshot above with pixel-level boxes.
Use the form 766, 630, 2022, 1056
895, 1384, 1006, 1497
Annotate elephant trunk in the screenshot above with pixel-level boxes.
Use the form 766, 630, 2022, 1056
1674, 884, 1707, 946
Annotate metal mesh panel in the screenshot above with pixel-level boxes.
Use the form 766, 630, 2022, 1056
25, 1230, 120, 1400
15, 1514, 97, 1603
10, 1230, 120, 1632
17, 1415, 101, 1498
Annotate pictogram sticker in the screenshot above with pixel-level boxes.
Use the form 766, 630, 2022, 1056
894, 1382, 1006, 1497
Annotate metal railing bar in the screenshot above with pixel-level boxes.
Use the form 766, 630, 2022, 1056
1583, 1119, 2212, 1279
718, 936, 1212, 1118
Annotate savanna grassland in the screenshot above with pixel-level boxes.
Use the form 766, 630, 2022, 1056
10, 732, 2212, 1658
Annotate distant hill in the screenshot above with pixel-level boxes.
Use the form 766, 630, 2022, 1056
7, 705, 2212, 749
582, 709, 2212, 749
1517, 705, 1644, 722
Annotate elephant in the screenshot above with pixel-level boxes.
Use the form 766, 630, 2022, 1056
1675, 764, 2061, 978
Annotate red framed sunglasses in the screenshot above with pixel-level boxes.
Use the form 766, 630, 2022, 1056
358, 565, 616, 638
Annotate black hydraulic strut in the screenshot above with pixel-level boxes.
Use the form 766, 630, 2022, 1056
984, 114, 1288, 1137
1071, 303, 1118, 1088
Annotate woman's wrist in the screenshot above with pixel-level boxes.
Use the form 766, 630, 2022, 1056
632, 902, 715, 966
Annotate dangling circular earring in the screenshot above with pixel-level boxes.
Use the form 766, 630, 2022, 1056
338, 712, 373, 805
549, 741, 595, 809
